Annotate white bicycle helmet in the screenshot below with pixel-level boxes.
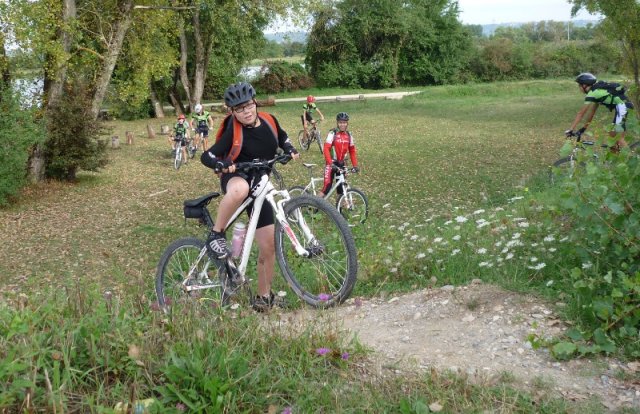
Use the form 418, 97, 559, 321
194, 103, 203, 113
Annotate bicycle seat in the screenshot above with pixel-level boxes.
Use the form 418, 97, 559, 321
183, 192, 220, 208
302, 163, 317, 169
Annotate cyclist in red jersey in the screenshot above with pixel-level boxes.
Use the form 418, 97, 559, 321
319, 112, 359, 197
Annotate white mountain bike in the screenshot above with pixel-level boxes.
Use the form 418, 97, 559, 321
155, 153, 358, 311
289, 163, 369, 226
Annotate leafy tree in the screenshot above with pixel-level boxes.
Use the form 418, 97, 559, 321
570, 0, 640, 108
307, 0, 469, 88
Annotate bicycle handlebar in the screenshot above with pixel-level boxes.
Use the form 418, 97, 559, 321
234, 153, 292, 173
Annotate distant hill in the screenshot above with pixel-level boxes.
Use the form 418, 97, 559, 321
264, 20, 601, 43
264, 31, 307, 44
478, 19, 600, 36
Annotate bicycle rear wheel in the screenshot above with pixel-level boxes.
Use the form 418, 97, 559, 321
155, 237, 225, 312
298, 130, 310, 151
314, 130, 323, 154
336, 188, 369, 226
275, 195, 357, 308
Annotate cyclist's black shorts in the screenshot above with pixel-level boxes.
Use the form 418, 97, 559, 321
197, 126, 209, 137
173, 137, 187, 147
221, 172, 274, 229
301, 113, 313, 125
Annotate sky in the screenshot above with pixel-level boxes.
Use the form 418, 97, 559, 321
264, 0, 602, 34
456, 0, 600, 25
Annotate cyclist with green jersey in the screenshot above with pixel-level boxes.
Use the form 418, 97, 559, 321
170, 114, 191, 163
191, 103, 214, 151
566, 72, 634, 150
301, 95, 325, 140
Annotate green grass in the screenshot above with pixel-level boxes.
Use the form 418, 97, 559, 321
0, 79, 633, 412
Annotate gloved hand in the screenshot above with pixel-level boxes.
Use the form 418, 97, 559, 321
332, 159, 344, 168
350, 166, 359, 173
577, 127, 586, 135
564, 129, 575, 138
214, 158, 232, 173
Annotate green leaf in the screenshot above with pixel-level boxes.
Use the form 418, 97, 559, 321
552, 342, 577, 360
593, 329, 616, 353
566, 327, 584, 341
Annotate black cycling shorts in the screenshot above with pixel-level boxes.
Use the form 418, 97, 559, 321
221, 172, 274, 229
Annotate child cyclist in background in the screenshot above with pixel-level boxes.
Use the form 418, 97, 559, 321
169, 114, 191, 163
319, 112, 359, 197
301, 95, 325, 139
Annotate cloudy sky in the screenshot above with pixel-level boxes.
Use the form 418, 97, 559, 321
456, 0, 600, 25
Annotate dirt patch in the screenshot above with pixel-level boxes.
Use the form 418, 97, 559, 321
277, 283, 640, 412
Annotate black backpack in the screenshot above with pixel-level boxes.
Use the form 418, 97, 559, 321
591, 81, 634, 109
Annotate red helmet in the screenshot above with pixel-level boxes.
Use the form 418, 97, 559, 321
178, 114, 186, 120
307, 95, 315, 103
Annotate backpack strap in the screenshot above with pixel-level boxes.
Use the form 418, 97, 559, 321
215, 112, 280, 161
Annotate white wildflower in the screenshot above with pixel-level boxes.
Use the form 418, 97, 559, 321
530, 257, 538, 262
382, 203, 391, 208
559, 236, 569, 242
495, 241, 503, 247
444, 220, 453, 225
548, 247, 557, 252
509, 196, 524, 202
546, 280, 554, 287
452, 235, 461, 241
517, 222, 529, 228
479, 261, 490, 267
513, 217, 527, 222
427, 248, 434, 254
476, 248, 487, 254
390, 267, 398, 273
451, 249, 461, 256
494, 207, 504, 212
455, 216, 468, 223
505, 253, 514, 260
582, 262, 593, 270
527, 263, 546, 271
416, 253, 426, 259
433, 237, 443, 243
543, 235, 555, 242
410, 234, 419, 241
473, 209, 486, 215
501, 247, 509, 254
512, 232, 521, 239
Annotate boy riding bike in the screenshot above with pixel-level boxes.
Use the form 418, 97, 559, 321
319, 112, 359, 198
191, 103, 214, 151
170, 114, 191, 163
301, 95, 325, 140
566, 72, 635, 150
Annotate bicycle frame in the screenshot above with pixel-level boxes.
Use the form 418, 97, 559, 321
300, 164, 349, 200
183, 162, 313, 293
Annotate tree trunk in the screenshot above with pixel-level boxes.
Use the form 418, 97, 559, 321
147, 124, 156, 139
149, 82, 165, 118
47, 0, 76, 107
89, 0, 135, 119
0, 30, 10, 88
177, 20, 192, 111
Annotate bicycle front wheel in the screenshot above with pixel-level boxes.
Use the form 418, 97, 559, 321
275, 195, 357, 308
549, 156, 578, 184
337, 188, 369, 226
288, 185, 311, 198
174, 149, 182, 170
155, 237, 225, 312
314, 130, 323, 154
298, 130, 310, 151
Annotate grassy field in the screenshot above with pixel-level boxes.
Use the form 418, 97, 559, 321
0, 79, 630, 412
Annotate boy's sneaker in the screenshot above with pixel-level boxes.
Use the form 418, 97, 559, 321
206, 231, 228, 259
252, 291, 288, 313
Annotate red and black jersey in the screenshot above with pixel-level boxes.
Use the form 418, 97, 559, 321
323, 129, 358, 166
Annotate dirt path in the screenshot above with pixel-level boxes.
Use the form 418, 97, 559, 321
279, 283, 640, 412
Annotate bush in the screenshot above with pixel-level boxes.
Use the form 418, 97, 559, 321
44, 83, 109, 181
253, 61, 314, 94
0, 87, 44, 206
553, 118, 640, 357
